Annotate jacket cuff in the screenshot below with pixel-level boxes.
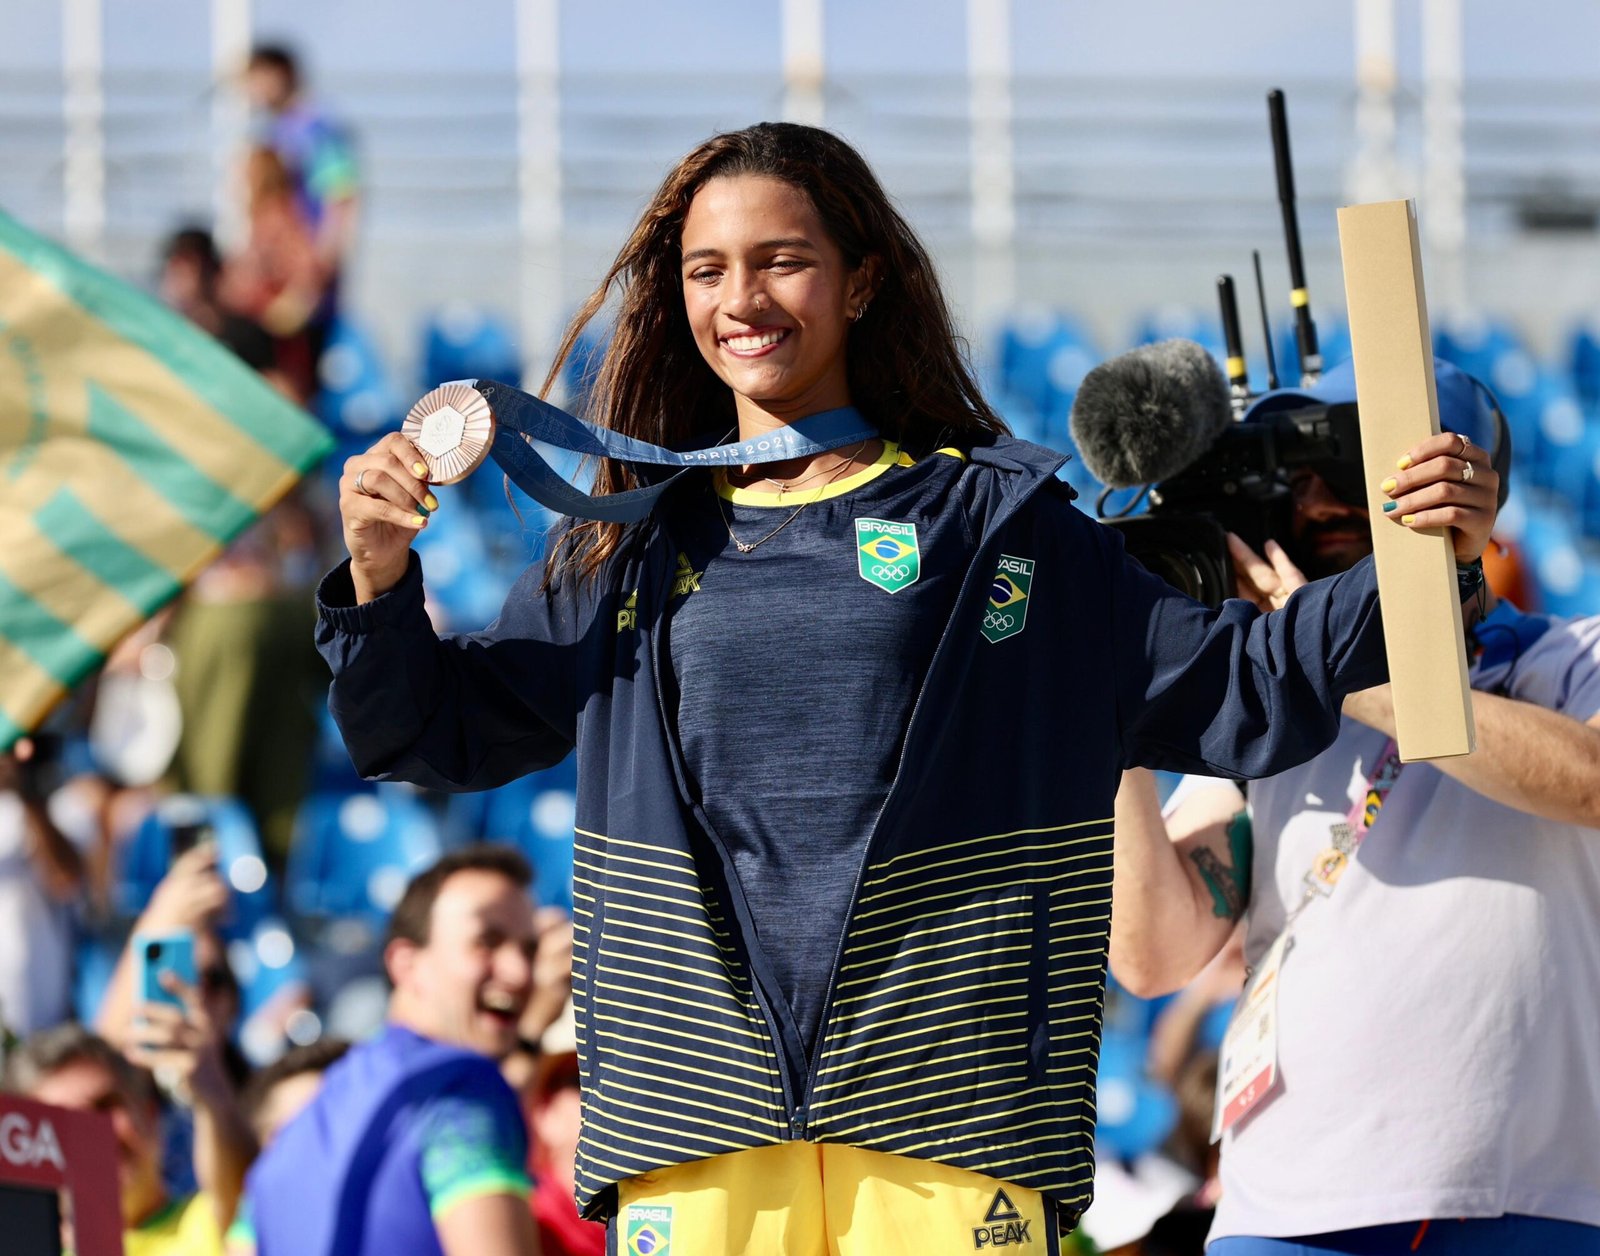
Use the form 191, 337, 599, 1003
316, 553, 426, 632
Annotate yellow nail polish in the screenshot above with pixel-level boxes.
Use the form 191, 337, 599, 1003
1401, 513, 1416, 525
424, 493, 439, 511
1380, 477, 1397, 494
1396, 455, 1413, 470
410, 514, 426, 527
412, 462, 428, 477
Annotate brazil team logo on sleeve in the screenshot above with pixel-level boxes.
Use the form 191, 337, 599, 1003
626, 1204, 673, 1255
856, 518, 920, 594
982, 555, 1034, 643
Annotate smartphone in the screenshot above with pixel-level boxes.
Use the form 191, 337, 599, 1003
169, 817, 215, 859
132, 930, 197, 1009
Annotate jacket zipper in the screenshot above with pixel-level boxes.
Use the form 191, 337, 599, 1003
795, 470, 1056, 1139
639, 528, 806, 1123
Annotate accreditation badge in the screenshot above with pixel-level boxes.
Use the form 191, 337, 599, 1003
1212, 930, 1291, 1141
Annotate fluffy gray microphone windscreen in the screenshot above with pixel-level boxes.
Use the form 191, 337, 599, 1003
1068, 339, 1233, 489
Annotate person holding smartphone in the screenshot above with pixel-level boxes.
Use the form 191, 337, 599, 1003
4, 1020, 238, 1255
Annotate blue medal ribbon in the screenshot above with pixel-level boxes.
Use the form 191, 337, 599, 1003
462, 380, 878, 523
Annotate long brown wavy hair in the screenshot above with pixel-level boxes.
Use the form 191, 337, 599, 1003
542, 121, 1007, 586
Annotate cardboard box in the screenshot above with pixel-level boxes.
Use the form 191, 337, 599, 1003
1336, 198, 1475, 761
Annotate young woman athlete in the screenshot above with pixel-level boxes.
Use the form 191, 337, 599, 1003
319, 122, 1491, 1254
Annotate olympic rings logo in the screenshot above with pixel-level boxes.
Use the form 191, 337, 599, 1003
872, 563, 912, 581
983, 609, 1016, 631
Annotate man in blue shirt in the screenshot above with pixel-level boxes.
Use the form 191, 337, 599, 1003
233, 845, 541, 1255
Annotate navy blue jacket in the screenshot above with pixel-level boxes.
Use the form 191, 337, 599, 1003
316, 435, 1386, 1229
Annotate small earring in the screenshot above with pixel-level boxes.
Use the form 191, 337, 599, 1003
854, 301, 869, 321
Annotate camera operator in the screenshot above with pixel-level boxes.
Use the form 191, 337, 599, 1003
1109, 360, 1600, 1255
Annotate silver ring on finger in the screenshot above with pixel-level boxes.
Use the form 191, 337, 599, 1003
1461, 460, 1475, 483
354, 469, 368, 494
1456, 433, 1471, 457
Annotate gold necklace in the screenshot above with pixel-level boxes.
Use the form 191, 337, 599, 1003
757, 439, 872, 493
717, 451, 860, 554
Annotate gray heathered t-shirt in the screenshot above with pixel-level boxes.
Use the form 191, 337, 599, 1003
1193, 610, 1600, 1240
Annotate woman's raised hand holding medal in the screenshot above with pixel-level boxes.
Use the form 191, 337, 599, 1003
340, 432, 439, 604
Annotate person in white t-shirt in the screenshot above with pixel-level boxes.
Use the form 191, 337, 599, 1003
1109, 361, 1600, 1256
0, 738, 84, 1039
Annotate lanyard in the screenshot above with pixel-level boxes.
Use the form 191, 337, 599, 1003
451, 380, 878, 523
1289, 736, 1405, 922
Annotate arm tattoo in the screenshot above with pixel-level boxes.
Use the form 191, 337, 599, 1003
1189, 812, 1253, 920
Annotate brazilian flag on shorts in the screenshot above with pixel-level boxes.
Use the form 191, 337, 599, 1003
0, 209, 332, 751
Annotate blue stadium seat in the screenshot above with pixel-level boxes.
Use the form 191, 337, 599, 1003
313, 316, 404, 443
1094, 1031, 1179, 1162
72, 932, 121, 1025
1527, 387, 1587, 492
1040, 341, 1100, 437
226, 914, 314, 1065
997, 306, 1099, 418
460, 761, 579, 912
1484, 348, 1543, 456
1575, 428, 1600, 540
1565, 319, 1600, 413
286, 788, 444, 936
1516, 494, 1583, 611
1131, 305, 1223, 359
411, 501, 507, 631
420, 304, 522, 391
116, 795, 276, 940
1433, 314, 1525, 384
1536, 543, 1600, 619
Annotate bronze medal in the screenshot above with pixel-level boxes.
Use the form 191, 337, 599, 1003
401, 382, 496, 484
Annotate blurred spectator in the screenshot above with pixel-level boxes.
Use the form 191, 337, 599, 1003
152, 226, 329, 869
243, 43, 358, 364
237, 1037, 349, 1148
234, 845, 540, 1255
4, 1022, 246, 1254
522, 1005, 602, 1256
218, 148, 328, 403
0, 738, 84, 1039
97, 843, 250, 1090
158, 228, 283, 392
499, 910, 594, 1256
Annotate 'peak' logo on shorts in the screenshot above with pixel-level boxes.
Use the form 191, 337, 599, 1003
626, 1204, 673, 1255
981, 555, 1034, 643
856, 518, 920, 594
972, 1187, 1032, 1247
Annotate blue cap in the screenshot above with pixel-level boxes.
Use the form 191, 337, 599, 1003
1243, 357, 1509, 504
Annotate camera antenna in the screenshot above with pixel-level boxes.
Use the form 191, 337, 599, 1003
1253, 249, 1280, 391
1268, 88, 1322, 384
1217, 274, 1250, 419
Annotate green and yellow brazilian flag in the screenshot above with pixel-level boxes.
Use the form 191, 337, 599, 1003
0, 209, 332, 751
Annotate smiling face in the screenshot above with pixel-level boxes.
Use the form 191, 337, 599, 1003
387, 869, 538, 1060
680, 174, 874, 425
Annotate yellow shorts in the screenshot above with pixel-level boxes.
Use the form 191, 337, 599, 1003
614, 1141, 1061, 1255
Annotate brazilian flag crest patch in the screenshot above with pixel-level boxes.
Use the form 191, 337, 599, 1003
983, 554, 1034, 643
855, 518, 919, 594
625, 1204, 673, 1255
